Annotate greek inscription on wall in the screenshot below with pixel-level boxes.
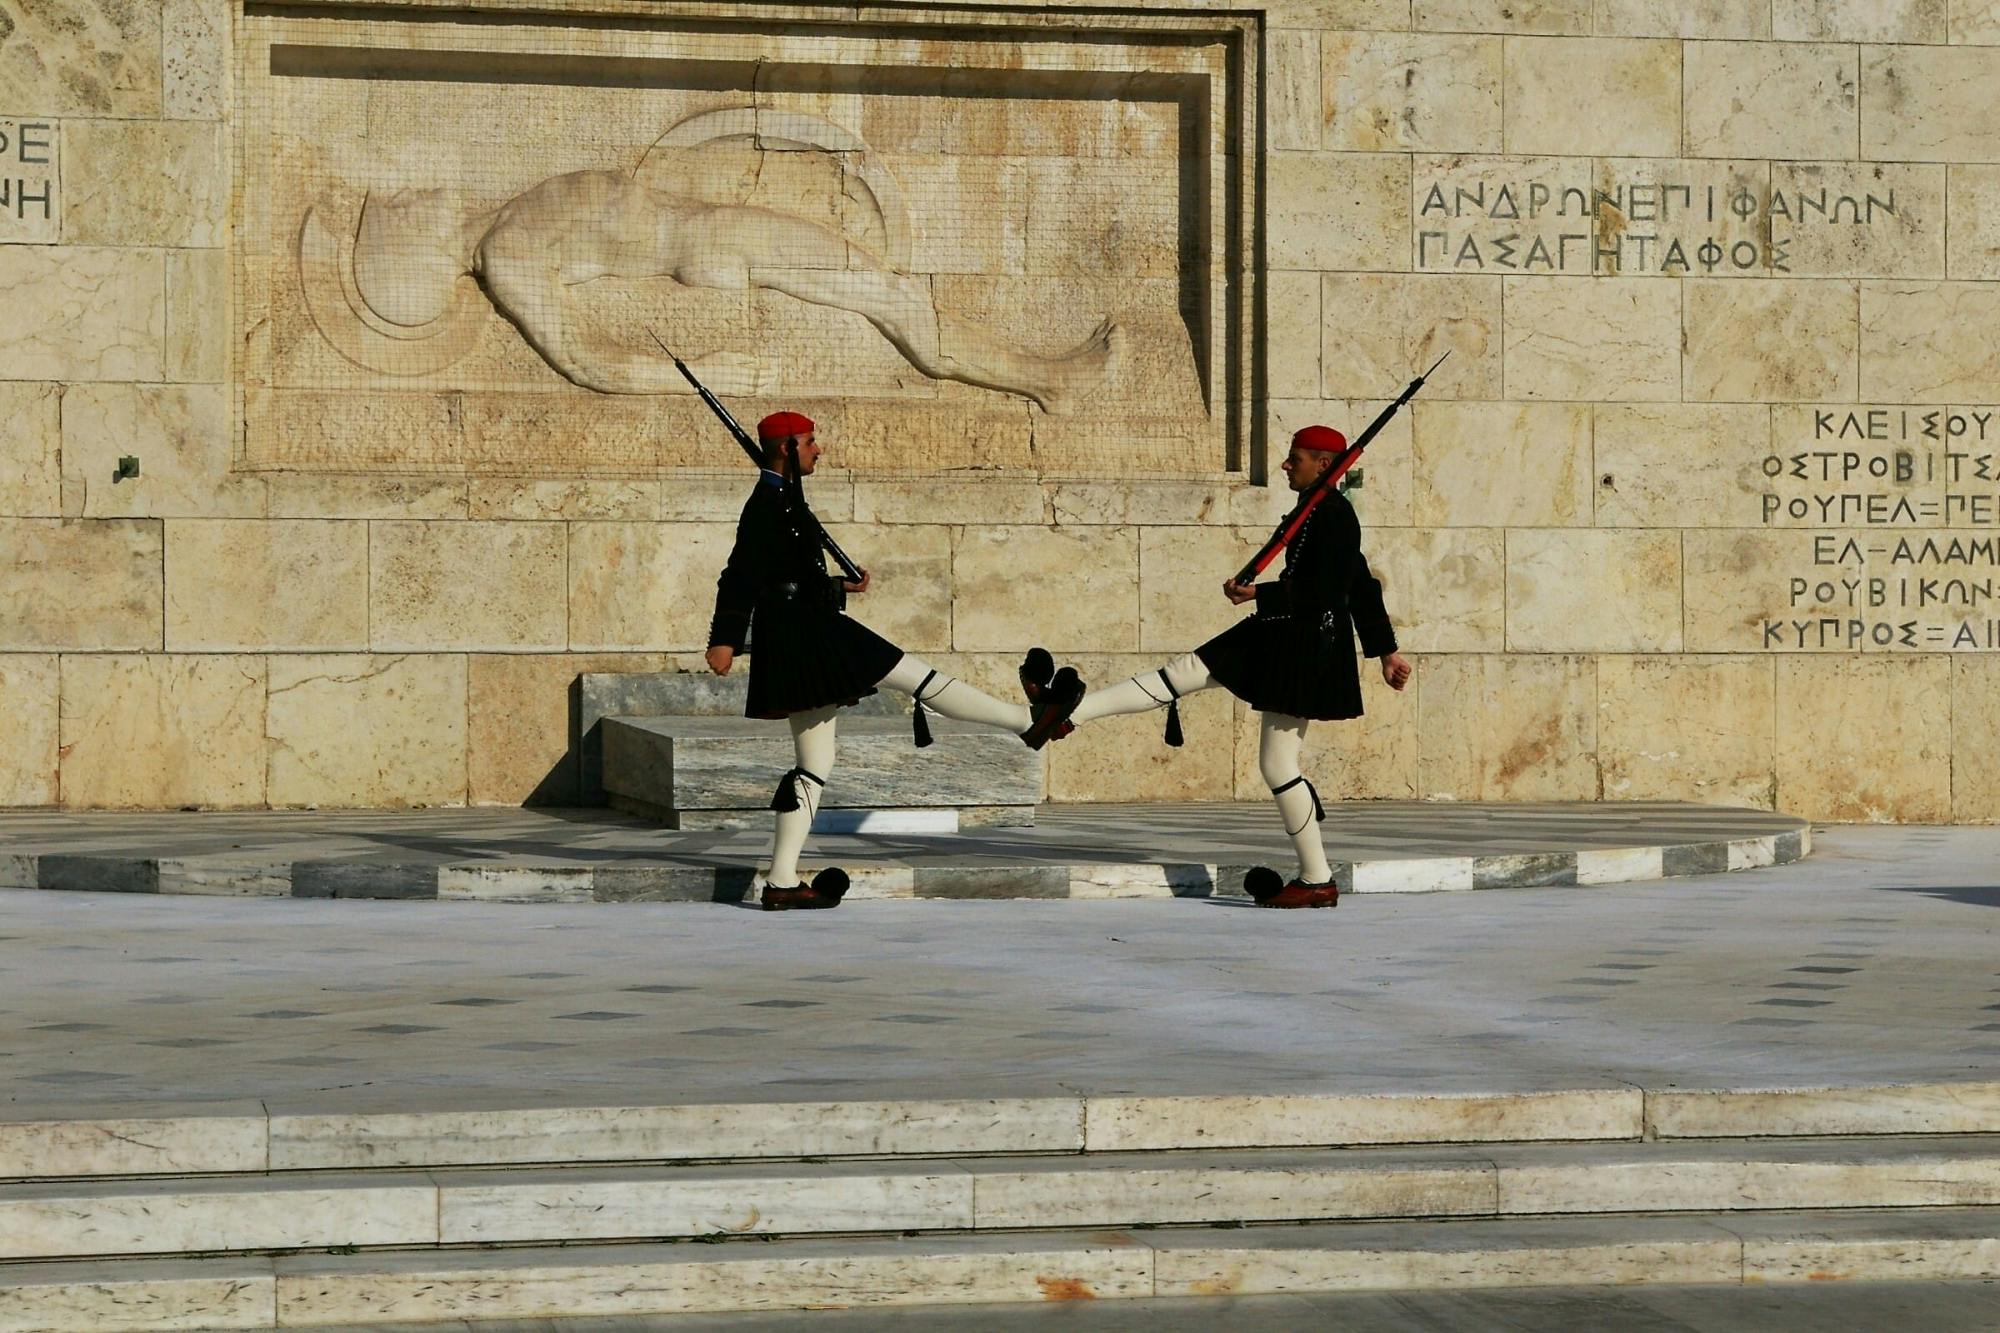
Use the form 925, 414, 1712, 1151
0, 119, 56, 243
1763, 407, 2000, 651
1414, 160, 1918, 278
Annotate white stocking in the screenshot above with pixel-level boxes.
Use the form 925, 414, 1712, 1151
765, 705, 838, 889
1259, 712, 1331, 884
878, 654, 1031, 734
1070, 652, 1214, 726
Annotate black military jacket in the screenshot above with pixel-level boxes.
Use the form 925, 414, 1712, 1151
706, 474, 838, 653
1252, 488, 1398, 659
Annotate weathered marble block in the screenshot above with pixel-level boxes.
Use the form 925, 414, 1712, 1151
602, 715, 1040, 824
1775, 0, 1943, 42
0, 519, 163, 652
1683, 279, 1858, 402
0, 654, 57, 806
0, 1258, 274, 1332
1417, 0, 1589, 33
1321, 272, 1501, 400
1321, 33, 1501, 154
0, 247, 163, 382
1502, 278, 1679, 401
1953, 657, 2000, 822
577, 670, 902, 802
1861, 282, 2000, 402
0, 382, 60, 515
1685, 41, 1857, 161
1268, 151, 1408, 271
1503, 37, 1677, 158
1595, 0, 1769, 38
265, 654, 468, 809
1862, 46, 2000, 162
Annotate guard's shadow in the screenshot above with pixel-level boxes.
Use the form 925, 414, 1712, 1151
1873, 884, 2000, 909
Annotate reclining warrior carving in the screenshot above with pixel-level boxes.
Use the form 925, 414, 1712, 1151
298, 107, 1119, 414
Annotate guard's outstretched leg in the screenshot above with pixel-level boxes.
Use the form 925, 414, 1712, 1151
1244, 712, 1338, 909
761, 705, 848, 910
1070, 651, 1213, 746
878, 653, 1082, 751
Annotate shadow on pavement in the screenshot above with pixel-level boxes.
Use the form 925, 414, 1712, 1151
1874, 884, 2000, 908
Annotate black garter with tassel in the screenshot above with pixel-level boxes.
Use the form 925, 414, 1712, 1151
1161, 672, 1184, 748
911, 670, 936, 748
771, 766, 826, 813
1271, 774, 1325, 821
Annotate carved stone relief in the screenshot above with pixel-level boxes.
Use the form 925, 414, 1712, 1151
239, 15, 1256, 476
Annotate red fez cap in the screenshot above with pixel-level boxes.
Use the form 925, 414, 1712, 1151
1291, 424, 1347, 453
757, 410, 815, 441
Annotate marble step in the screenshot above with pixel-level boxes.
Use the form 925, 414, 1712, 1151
7, 1208, 2000, 1330
11, 1136, 2000, 1261
13, 1081, 2000, 1182
577, 670, 905, 803
601, 715, 1041, 824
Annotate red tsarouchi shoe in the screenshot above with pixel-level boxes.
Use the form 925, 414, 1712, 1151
762, 867, 852, 911
1243, 866, 1339, 909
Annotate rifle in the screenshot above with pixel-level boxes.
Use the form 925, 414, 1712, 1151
1233, 351, 1449, 585
650, 330, 866, 585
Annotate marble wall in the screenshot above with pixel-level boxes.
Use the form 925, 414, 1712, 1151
0, 0, 1994, 820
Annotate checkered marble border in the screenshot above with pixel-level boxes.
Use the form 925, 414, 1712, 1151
7, 827, 1810, 902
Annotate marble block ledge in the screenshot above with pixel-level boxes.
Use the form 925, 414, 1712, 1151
10, 1211, 2000, 1329
9, 1079, 1998, 1182
600, 715, 1043, 815
6, 825, 1811, 903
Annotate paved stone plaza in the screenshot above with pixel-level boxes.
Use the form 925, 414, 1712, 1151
0, 823, 1989, 1116
6, 822, 2000, 1328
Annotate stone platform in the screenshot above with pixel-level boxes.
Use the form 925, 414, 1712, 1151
0, 801, 1807, 903
586, 672, 1042, 830
603, 716, 1040, 830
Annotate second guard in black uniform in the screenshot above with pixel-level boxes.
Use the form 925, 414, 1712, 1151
706, 410, 1084, 910
1066, 424, 1413, 907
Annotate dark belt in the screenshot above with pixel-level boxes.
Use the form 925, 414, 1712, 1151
766, 579, 845, 611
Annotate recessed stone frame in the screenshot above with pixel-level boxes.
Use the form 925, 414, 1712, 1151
235, 0, 1264, 479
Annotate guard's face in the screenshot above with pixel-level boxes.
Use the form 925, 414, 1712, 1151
790, 433, 822, 474
1281, 445, 1333, 492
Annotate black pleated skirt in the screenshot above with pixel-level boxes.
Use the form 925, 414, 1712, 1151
744, 605, 903, 720
1196, 612, 1364, 722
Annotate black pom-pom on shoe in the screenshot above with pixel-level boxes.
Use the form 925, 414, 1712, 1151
810, 867, 851, 905
1020, 647, 1055, 699
1243, 866, 1284, 904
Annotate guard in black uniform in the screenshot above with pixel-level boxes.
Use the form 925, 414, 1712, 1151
706, 411, 1083, 910
1066, 424, 1412, 908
